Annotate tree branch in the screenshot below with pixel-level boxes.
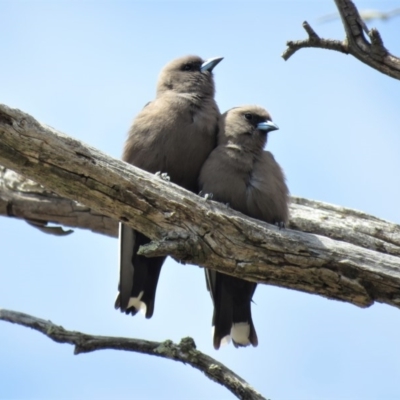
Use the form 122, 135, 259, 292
0, 165, 116, 237
0, 309, 265, 400
1, 103, 400, 310
283, 21, 349, 60
2, 169, 399, 259
282, 0, 400, 80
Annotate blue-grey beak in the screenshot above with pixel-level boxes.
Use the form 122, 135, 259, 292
201, 56, 224, 72
257, 121, 279, 132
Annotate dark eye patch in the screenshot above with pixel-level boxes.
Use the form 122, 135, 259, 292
182, 63, 193, 71
181, 61, 202, 72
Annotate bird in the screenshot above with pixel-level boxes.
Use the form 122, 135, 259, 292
198, 105, 289, 349
116, 55, 223, 319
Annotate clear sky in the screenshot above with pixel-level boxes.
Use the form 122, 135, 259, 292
1, 1, 400, 399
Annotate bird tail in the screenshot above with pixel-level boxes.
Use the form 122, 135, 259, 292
115, 223, 165, 319
206, 270, 258, 349
231, 296, 258, 348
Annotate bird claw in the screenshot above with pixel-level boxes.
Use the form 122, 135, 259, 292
155, 171, 170, 181
199, 190, 214, 200
275, 221, 285, 230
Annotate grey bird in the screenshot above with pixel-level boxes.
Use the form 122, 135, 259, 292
198, 105, 289, 349
116, 55, 223, 319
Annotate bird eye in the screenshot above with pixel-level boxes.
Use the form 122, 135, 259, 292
182, 64, 192, 71
244, 113, 253, 120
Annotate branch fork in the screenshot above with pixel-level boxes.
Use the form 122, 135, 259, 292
283, 0, 400, 80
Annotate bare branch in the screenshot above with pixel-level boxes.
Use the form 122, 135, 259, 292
0, 165, 117, 237
3, 171, 399, 260
0, 309, 265, 400
283, 0, 400, 80
283, 21, 348, 60
1, 103, 400, 310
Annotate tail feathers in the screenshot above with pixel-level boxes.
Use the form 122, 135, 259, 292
231, 321, 258, 348
127, 292, 147, 315
117, 223, 165, 319
212, 310, 232, 350
210, 271, 258, 349
213, 318, 258, 349
212, 326, 231, 349
231, 288, 258, 348
118, 223, 135, 311
114, 291, 147, 316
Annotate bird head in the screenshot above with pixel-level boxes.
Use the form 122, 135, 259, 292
219, 105, 279, 151
157, 55, 223, 97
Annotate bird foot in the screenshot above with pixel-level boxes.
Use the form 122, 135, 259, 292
155, 171, 171, 181
199, 190, 213, 200
275, 221, 286, 230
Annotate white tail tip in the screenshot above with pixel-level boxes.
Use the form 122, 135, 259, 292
127, 291, 147, 315
231, 322, 251, 346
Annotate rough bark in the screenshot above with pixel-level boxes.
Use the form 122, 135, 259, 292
1, 103, 400, 311
0, 165, 116, 236
282, 0, 400, 80
2, 168, 399, 259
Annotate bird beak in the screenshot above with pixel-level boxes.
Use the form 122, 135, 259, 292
257, 121, 279, 132
201, 56, 224, 72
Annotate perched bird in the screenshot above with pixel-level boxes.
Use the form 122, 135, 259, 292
199, 105, 289, 349
116, 55, 223, 319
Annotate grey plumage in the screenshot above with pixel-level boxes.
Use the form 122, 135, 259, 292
199, 105, 289, 349
116, 55, 222, 319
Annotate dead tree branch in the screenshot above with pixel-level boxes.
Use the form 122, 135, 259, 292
1, 103, 400, 310
0, 166, 116, 236
0, 308, 265, 400
3, 168, 399, 261
282, 0, 400, 80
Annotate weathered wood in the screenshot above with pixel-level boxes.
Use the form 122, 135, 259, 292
0, 166, 116, 236
1, 103, 400, 310
2, 169, 399, 258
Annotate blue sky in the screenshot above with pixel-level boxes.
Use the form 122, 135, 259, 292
1, 1, 400, 399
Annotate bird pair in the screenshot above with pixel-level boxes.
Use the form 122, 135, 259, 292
115, 55, 289, 350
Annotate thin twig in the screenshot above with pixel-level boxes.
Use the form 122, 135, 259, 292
283, 0, 400, 80
0, 308, 265, 400
283, 21, 348, 60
